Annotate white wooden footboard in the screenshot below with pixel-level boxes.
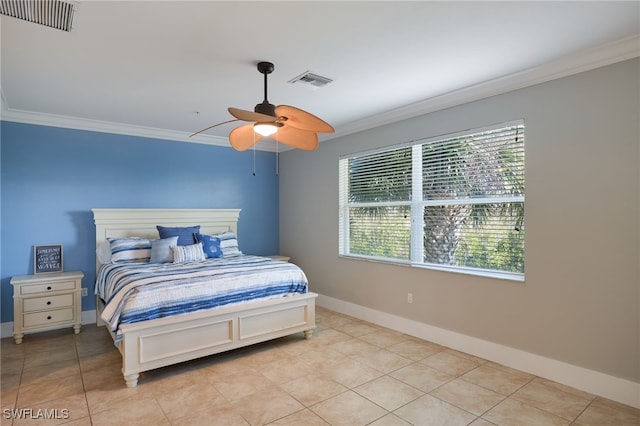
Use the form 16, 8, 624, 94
117, 292, 317, 387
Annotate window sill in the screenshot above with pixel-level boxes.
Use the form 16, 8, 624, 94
339, 254, 525, 282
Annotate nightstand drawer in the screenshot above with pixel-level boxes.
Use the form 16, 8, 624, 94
19, 280, 77, 295
23, 308, 75, 328
23, 294, 74, 312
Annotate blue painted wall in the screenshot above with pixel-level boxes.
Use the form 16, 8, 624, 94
1, 121, 280, 322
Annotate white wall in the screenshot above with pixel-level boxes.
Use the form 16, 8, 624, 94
279, 59, 639, 405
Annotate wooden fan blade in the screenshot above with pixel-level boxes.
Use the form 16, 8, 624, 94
229, 123, 264, 151
228, 107, 276, 123
189, 119, 239, 138
275, 105, 334, 133
274, 125, 319, 150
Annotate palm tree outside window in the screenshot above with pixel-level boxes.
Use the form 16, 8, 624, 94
338, 121, 525, 280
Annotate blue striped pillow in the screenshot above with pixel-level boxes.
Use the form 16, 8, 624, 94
107, 237, 151, 263
215, 231, 242, 257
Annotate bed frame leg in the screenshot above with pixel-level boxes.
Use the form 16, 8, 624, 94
304, 329, 313, 339
124, 373, 139, 387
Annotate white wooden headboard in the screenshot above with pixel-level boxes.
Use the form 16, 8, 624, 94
92, 208, 241, 267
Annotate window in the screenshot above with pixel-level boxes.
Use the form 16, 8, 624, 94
339, 121, 525, 280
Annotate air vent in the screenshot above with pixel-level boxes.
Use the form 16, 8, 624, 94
289, 71, 333, 88
0, 0, 75, 32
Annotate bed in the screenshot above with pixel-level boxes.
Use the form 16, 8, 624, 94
92, 208, 317, 387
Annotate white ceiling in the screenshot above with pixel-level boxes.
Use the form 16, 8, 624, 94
1, 1, 639, 150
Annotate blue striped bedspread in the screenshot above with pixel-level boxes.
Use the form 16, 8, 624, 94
96, 255, 308, 342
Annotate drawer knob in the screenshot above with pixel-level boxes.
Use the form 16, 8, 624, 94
47, 286, 52, 290
47, 316, 52, 320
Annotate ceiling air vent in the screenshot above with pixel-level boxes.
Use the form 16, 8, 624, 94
0, 0, 75, 32
289, 71, 333, 89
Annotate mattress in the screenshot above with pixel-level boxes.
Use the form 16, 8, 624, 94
95, 255, 308, 342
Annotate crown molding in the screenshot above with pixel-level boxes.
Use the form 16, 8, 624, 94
0, 101, 294, 152
0, 105, 231, 147
2, 35, 638, 149
331, 34, 640, 140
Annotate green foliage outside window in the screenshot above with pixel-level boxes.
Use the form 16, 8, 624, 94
340, 122, 525, 277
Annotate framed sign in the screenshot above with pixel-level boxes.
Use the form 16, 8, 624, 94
34, 244, 63, 274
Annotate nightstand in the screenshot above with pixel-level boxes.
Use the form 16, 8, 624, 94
266, 255, 291, 262
10, 271, 83, 344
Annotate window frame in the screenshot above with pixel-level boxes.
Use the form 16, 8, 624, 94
339, 120, 525, 282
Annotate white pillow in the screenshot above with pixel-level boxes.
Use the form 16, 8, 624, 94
150, 236, 179, 263
96, 241, 112, 264
171, 242, 205, 263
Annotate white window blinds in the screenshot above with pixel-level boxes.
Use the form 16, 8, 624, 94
339, 121, 525, 279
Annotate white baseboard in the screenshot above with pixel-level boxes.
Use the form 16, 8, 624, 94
3, 301, 638, 408
1, 310, 97, 339
81, 310, 97, 326
316, 294, 640, 409
1, 321, 13, 339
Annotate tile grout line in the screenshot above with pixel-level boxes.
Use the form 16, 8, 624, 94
75, 336, 94, 425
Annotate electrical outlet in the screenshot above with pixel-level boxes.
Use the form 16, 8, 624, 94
81, 288, 88, 297
407, 293, 413, 304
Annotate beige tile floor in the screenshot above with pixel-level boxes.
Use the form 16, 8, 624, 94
1, 307, 638, 425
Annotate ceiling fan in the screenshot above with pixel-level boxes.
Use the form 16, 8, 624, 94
190, 61, 334, 151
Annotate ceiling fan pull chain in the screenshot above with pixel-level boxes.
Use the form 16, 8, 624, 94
253, 132, 257, 176
276, 136, 279, 176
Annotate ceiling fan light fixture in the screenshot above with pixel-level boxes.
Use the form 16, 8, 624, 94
191, 60, 333, 150
254, 122, 278, 137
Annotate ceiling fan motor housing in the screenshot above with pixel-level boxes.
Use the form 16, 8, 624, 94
254, 101, 276, 117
